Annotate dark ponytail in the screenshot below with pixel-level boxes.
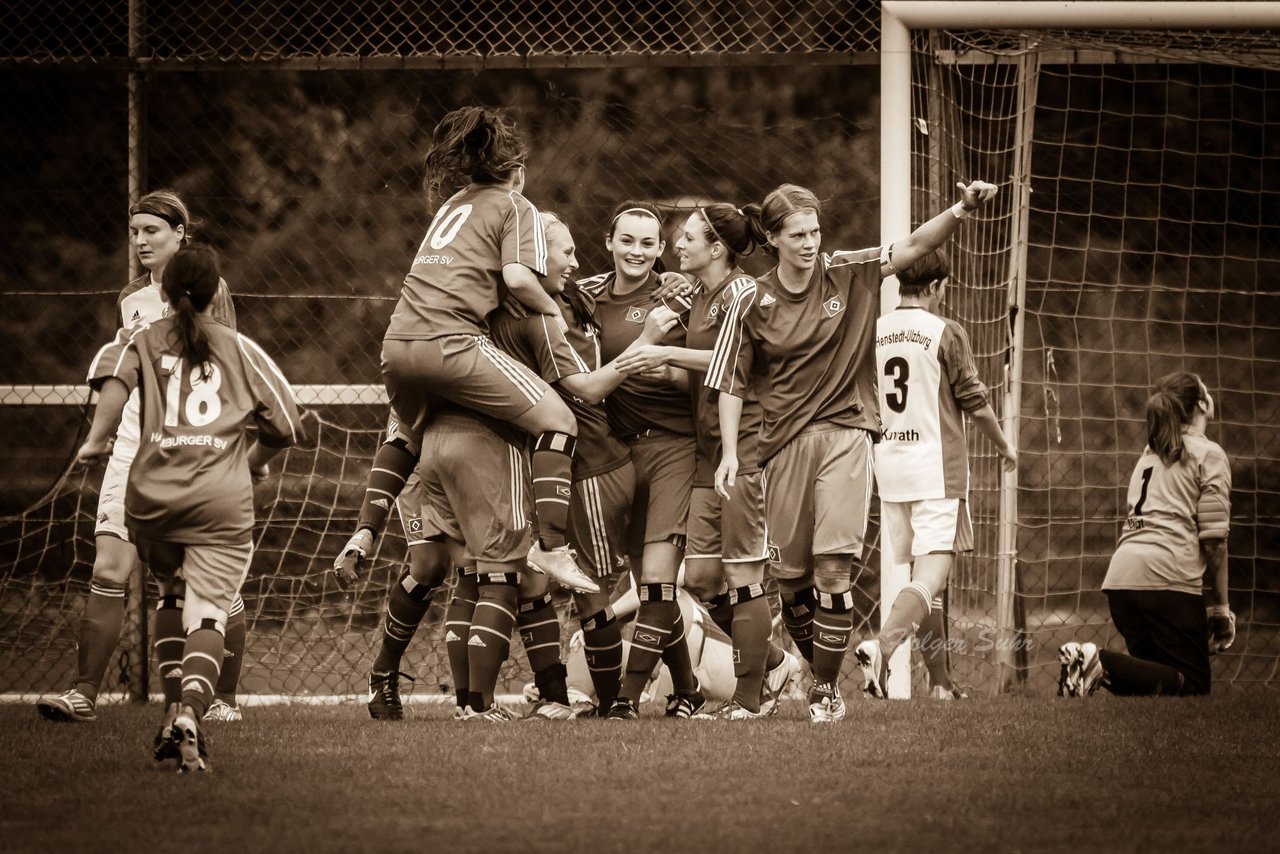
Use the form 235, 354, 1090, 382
162, 246, 221, 379
1145, 371, 1204, 465
423, 107, 528, 203
695, 203, 759, 264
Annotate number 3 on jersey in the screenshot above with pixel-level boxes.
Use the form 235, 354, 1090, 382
884, 356, 910, 413
161, 355, 222, 427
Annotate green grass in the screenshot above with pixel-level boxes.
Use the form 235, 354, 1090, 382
5, 695, 1280, 853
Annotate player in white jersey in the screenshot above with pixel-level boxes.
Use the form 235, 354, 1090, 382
37, 190, 248, 725
855, 250, 1016, 698
1059, 372, 1233, 697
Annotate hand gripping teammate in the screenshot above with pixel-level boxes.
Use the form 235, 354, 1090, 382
853, 249, 1017, 698
380, 106, 587, 595
1058, 372, 1233, 698
75, 246, 300, 771
37, 190, 250, 726
615, 204, 802, 719
710, 180, 998, 722
578, 201, 704, 719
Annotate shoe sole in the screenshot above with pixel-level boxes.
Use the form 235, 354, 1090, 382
36, 702, 95, 723
854, 646, 887, 699
173, 721, 208, 773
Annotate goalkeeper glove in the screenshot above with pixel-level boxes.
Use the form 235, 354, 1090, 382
332, 528, 375, 590
1207, 604, 1236, 654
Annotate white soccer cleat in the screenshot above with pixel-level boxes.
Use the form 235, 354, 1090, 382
807, 682, 847, 723
929, 684, 968, 701
854, 640, 888, 699
172, 708, 208, 773
466, 704, 520, 722
36, 688, 97, 723
759, 649, 803, 715
528, 700, 579, 720
694, 700, 770, 721
526, 543, 600, 594
203, 698, 243, 722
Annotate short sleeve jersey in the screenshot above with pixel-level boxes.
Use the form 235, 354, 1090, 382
1103, 431, 1232, 595
86, 318, 301, 544
709, 248, 883, 464
385, 185, 547, 340
874, 307, 990, 502
488, 291, 630, 480
580, 271, 695, 438
687, 270, 764, 486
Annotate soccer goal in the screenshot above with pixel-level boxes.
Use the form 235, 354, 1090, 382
880, 1, 1280, 696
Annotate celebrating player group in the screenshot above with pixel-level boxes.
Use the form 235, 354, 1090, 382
37, 105, 1235, 771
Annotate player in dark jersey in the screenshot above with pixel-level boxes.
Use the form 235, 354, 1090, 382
710, 180, 997, 721
1059, 372, 1233, 698
578, 201, 704, 719
37, 190, 249, 727
76, 246, 300, 770
381, 106, 586, 594
491, 211, 677, 716
615, 204, 801, 719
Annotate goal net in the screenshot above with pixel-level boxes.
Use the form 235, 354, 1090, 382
904, 10, 1280, 694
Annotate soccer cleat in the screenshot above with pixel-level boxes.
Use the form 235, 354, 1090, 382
930, 685, 968, 701
854, 640, 889, 699
203, 698, 243, 722
664, 686, 706, 719
465, 704, 520, 722
154, 703, 211, 765
528, 700, 578, 720
807, 681, 848, 723
760, 649, 803, 715
367, 670, 414, 720
332, 528, 375, 589
525, 543, 600, 594
694, 700, 769, 721
1058, 641, 1104, 697
451, 706, 468, 721
36, 688, 97, 723
171, 708, 208, 773
605, 697, 640, 720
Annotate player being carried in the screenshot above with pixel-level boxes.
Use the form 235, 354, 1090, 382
854, 249, 1016, 698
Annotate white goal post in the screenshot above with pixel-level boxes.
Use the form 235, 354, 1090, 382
878, 1, 1280, 698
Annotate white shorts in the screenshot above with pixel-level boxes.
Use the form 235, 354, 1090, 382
882, 498, 973, 565
94, 391, 142, 541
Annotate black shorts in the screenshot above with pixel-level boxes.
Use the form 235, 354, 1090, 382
1105, 588, 1211, 695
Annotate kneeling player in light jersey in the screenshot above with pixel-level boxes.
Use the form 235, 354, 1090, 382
37, 190, 249, 726
77, 246, 300, 771
855, 249, 1016, 697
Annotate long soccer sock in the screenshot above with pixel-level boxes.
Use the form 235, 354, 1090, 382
518, 593, 569, 705
662, 607, 699, 694
706, 592, 734, 637
74, 579, 128, 701
779, 586, 817, 664
373, 567, 438, 673
444, 570, 478, 710
466, 573, 519, 712
153, 594, 186, 706
765, 643, 785, 672
729, 584, 772, 711
918, 595, 953, 690
357, 439, 417, 535
180, 622, 226, 719
530, 432, 576, 549
880, 581, 932, 660
1097, 650, 1180, 696
811, 590, 856, 685
214, 596, 246, 705
580, 608, 623, 710
619, 583, 679, 703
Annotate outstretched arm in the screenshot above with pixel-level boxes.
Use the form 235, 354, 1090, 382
503, 263, 563, 319
882, 181, 999, 278
75, 379, 129, 466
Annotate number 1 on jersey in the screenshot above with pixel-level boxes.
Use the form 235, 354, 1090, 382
1133, 465, 1154, 516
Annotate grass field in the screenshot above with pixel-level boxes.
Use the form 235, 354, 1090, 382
4, 695, 1280, 853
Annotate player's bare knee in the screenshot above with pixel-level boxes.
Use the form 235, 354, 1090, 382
91, 536, 137, 585
518, 569, 550, 598
181, 589, 229, 636
682, 558, 724, 603
408, 541, 451, 588
813, 554, 854, 594
573, 588, 612, 618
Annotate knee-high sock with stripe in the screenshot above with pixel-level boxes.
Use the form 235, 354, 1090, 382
467, 573, 519, 712
880, 581, 933, 660
153, 594, 186, 706
531, 432, 576, 549
811, 589, 856, 685
373, 568, 438, 674
444, 570, 478, 710
357, 439, 417, 535
661, 606, 699, 694
518, 593, 568, 705
181, 620, 226, 719
214, 595, 246, 705
918, 594, 953, 690
780, 586, 817, 664
580, 608, 623, 710
74, 579, 128, 701
619, 583, 679, 703
729, 583, 772, 711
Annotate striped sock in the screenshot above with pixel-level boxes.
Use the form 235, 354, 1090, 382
780, 586, 817, 664
466, 573, 519, 711
581, 608, 623, 711
357, 439, 417, 534
811, 590, 855, 685
74, 579, 128, 701
518, 593, 564, 693
729, 583, 771, 711
214, 596, 246, 705
619, 584, 678, 703
444, 570, 478, 710
881, 581, 932, 660
919, 594, 953, 690
373, 567, 437, 673
153, 594, 186, 705
531, 432, 576, 549
180, 621, 225, 719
